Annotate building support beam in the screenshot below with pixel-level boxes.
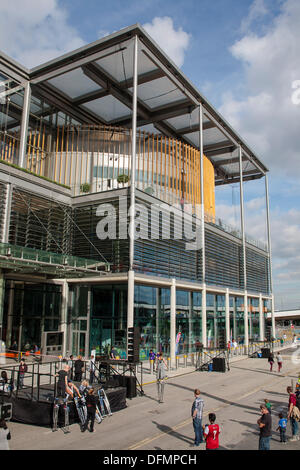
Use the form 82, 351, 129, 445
259, 293, 264, 341
199, 104, 205, 284
239, 145, 247, 291
202, 284, 207, 347
60, 280, 69, 357
18, 81, 31, 168
170, 278, 176, 368
225, 288, 230, 343
244, 291, 249, 349
127, 35, 138, 347
265, 175, 275, 337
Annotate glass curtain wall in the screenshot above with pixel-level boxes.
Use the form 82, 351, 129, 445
3, 282, 61, 351
248, 298, 260, 341
90, 284, 127, 358
235, 297, 245, 344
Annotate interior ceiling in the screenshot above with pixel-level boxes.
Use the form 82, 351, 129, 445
1, 24, 268, 186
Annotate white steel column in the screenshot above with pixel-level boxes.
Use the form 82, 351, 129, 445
127, 270, 135, 329
244, 291, 249, 348
127, 35, 138, 346
225, 288, 230, 343
19, 81, 31, 169
265, 175, 275, 337
199, 104, 205, 284
259, 293, 264, 341
60, 280, 69, 357
170, 278, 176, 368
201, 284, 207, 347
239, 145, 247, 292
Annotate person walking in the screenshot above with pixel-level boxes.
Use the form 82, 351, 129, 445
156, 352, 168, 403
67, 355, 74, 380
89, 355, 96, 385
0, 420, 11, 451
149, 349, 156, 372
55, 364, 70, 398
18, 358, 27, 389
257, 404, 272, 450
74, 355, 84, 382
83, 388, 97, 433
287, 386, 299, 441
276, 352, 283, 373
277, 413, 288, 443
268, 352, 274, 372
191, 389, 204, 447
203, 413, 220, 450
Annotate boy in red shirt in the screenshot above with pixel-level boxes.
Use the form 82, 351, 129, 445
203, 413, 220, 450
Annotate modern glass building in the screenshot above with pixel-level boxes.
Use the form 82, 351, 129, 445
0, 24, 274, 365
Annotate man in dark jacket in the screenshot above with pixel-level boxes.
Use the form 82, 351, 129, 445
18, 359, 27, 388
74, 355, 84, 382
83, 388, 97, 432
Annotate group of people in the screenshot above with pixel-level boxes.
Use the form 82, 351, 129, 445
191, 389, 220, 450
268, 352, 283, 372
55, 363, 102, 433
257, 384, 300, 450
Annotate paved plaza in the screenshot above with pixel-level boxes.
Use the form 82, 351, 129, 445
3, 345, 300, 451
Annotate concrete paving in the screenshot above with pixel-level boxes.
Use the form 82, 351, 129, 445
4, 344, 300, 451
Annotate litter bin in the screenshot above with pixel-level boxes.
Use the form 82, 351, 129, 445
208, 363, 213, 372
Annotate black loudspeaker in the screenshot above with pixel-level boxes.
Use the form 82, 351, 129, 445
212, 357, 226, 372
123, 376, 137, 398
106, 375, 122, 388
127, 327, 140, 363
261, 348, 270, 358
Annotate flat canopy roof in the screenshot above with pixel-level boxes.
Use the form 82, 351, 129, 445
0, 24, 268, 186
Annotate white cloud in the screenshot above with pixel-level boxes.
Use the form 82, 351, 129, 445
0, 0, 85, 68
143, 17, 190, 68
240, 0, 269, 33
219, 0, 300, 179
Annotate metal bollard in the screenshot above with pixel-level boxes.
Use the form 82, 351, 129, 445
191, 353, 194, 366
184, 355, 187, 367
150, 359, 154, 375
176, 356, 179, 369
167, 357, 171, 370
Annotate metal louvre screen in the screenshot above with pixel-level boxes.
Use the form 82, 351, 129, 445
134, 197, 199, 280
246, 247, 269, 295
9, 188, 72, 254
72, 196, 129, 272
205, 229, 242, 290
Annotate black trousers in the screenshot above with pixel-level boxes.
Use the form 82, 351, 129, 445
85, 409, 96, 432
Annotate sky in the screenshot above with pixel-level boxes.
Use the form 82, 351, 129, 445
1, 0, 300, 309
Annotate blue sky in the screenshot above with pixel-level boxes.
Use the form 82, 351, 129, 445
1, 0, 300, 309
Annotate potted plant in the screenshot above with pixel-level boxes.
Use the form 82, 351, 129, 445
117, 174, 129, 185
80, 182, 91, 193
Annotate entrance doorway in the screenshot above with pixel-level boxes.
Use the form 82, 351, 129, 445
71, 318, 88, 357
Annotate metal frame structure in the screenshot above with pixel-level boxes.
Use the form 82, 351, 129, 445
0, 23, 274, 364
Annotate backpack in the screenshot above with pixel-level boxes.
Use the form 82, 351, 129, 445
292, 405, 300, 422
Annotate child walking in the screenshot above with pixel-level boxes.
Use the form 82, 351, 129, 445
276, 413, 287, 443
203, 413, 220, 450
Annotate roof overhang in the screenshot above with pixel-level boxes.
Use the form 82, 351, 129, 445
0, 23, 268, 186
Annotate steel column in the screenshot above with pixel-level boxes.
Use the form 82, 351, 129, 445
127, 35, 138, 341
265, 175, 275, 337
170, 278, 176, 368
199, 104, 205, 283
239, 145, 247, 291
19, 81, 31, 168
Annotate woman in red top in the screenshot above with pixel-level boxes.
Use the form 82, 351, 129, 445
203, 413, 220, 450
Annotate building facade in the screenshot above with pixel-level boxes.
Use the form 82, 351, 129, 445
0, 24, 274, 365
